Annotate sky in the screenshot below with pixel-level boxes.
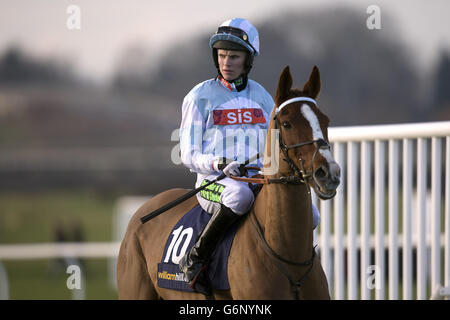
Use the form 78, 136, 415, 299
0, 0, 449, 82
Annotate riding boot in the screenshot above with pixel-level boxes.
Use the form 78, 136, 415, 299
179, 204, 239, 290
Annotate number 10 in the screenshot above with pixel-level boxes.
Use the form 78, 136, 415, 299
163, 226, 193, 264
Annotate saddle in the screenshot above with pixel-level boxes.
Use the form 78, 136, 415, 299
157, 204, 239, 292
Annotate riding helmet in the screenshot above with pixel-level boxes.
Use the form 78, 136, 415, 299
209, 18, 260, 76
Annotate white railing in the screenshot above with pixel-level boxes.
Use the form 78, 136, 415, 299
0, 242, 120, 260
313, 121, 450, 300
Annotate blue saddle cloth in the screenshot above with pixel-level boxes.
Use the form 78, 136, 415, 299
157, 205, 239, 292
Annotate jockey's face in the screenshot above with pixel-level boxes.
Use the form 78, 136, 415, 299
217, 49, 246, 81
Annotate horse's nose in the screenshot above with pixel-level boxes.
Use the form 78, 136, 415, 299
314, 162, 340, 190
328, 162, 341, 187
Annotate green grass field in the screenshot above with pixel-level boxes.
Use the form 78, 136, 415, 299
0, 191, 118, 299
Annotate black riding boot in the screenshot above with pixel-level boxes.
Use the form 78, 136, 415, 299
179, 204, 239, 292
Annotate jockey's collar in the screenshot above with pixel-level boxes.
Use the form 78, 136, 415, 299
218, 74, 248, 92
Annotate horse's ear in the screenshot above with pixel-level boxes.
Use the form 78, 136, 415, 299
275, 66, 293, 104
302, 65, 321, 99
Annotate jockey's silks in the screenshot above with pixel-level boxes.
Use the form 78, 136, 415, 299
179, 76, 274, 175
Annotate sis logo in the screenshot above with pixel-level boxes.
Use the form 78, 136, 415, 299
212, 108, 266, 125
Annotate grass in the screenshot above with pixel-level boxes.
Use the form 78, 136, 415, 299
0, 191, 114, 243
3, 259, 117, 300
0, 191, 118, 299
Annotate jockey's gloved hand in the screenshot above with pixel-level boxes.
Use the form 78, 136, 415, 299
222, 161, 242, 177
212, 158, 243, 177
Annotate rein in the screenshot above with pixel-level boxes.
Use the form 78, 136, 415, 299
230, 167, 306, 185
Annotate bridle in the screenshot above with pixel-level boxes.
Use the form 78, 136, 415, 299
274, 97, 336, 199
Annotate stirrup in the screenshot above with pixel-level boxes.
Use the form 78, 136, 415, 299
178, 254, 212, 296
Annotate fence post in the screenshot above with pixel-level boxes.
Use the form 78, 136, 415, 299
388, 140, 399, 299
417, 138, 427, 299
431, 137, 442, 296
375, 140, 386, 299
445, 137, 450, 298
403, 139, 413, 299
360, 141, 372, 300
320, 198, 332, 291
347, 142, 358, 299
333, 142, 345, 300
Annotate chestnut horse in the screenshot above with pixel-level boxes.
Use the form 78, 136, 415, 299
117, 66, 340, 299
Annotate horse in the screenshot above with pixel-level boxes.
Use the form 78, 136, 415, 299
117, 65, 341, 299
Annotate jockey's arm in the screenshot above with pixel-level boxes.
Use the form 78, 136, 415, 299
179, 96, 221, 175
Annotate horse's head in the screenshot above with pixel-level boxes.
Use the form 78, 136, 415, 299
269, 65, 340, 200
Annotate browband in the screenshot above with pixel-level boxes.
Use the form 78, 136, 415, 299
274, 97, 317, 117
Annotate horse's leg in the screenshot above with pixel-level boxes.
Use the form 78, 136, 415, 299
117, 230, 158, 299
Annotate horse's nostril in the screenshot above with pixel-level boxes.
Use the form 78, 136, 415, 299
314, 167, 327, 180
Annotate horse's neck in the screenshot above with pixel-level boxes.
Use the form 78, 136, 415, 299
254, 181, 314, 263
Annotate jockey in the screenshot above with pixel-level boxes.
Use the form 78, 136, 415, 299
178, 18, 321, 291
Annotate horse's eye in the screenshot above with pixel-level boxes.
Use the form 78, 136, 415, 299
282, 121, 291, 129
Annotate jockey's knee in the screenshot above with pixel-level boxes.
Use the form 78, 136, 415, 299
312, 204, 320, 229
221, 184, 254, 216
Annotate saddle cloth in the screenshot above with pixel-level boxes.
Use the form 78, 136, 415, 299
157, 204, 239, 292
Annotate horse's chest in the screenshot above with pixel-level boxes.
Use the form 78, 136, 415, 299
227, 226, 293, 299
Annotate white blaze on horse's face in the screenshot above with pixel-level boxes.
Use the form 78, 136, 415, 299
300, 104, 333, 162
300, 103, 341, 196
